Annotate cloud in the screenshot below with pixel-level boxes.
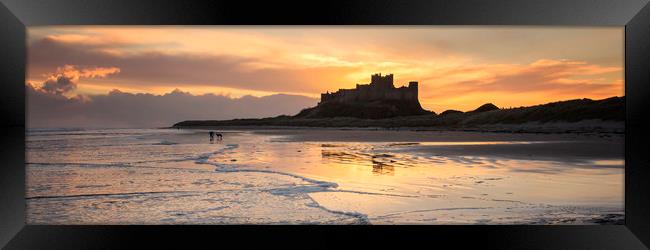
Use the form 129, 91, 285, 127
28, 37, 360, 94
26, 84, 318, 128
26, 27, 624, 114
422, 59, 622, 99
37, 64, 120, 95
415, 59, 623, 112
41, 75, 75, 95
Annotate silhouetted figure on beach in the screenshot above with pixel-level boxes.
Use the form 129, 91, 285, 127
209, 131, 223, 142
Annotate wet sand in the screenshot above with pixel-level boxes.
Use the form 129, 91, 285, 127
256, 129, 623, 162
26, 128, 624, 224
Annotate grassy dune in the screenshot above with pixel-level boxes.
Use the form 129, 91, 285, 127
173, 96, 624, 132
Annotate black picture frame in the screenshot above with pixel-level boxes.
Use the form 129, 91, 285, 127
1, 0, 649, 249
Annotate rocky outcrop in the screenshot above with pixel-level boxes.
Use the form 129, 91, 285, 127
295, 99, 433, 119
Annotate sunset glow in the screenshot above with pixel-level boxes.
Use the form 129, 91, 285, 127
26, 26, 625, 226
28, 26, 623, 113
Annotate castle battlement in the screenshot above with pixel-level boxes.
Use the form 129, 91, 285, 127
320, 73, 419, 104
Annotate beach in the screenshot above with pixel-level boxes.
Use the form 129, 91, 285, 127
26, 128, 624, 224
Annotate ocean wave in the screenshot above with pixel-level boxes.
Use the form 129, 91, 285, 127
305, 201, 370, 225
185, 142, 382, 222
26, 190, 202, 200
153, 140, 179, 145
27, 128, 87, 133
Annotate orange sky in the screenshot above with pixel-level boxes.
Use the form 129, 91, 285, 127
27, 26, 624, 113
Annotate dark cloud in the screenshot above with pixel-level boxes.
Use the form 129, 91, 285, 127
36, 64, 120, 95
41, 75, 75, 95
26, 85, 318, 129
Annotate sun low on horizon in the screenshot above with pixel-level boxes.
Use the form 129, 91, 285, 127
27, 26, 624, 115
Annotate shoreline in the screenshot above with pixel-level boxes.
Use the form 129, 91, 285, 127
169, 120, 624, 136
171, 96, 624, 135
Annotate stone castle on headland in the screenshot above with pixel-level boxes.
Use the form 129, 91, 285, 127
295, 73, 431, 119
319, 73, 419, 104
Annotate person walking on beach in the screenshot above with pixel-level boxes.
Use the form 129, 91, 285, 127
209, 131, 214, 142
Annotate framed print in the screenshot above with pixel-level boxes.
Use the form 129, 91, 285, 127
0, 0, 649, 249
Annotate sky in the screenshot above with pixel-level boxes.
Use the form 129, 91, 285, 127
26, 26, 624, 128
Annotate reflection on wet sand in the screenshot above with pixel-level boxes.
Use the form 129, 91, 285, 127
371, 161, 394, 176
321, 146, 397, 176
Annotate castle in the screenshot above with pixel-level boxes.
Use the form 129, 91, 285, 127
295, 73, 430, 119
319, 73, 419, 104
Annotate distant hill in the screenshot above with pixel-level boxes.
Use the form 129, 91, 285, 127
461, 97, 623, 125
469, 103, 499, 113
173, 96, 624, 131
440, 109, 463, 116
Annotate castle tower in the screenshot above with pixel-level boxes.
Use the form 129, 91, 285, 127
370, 73, 394, 89
408, 81, 419, 100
